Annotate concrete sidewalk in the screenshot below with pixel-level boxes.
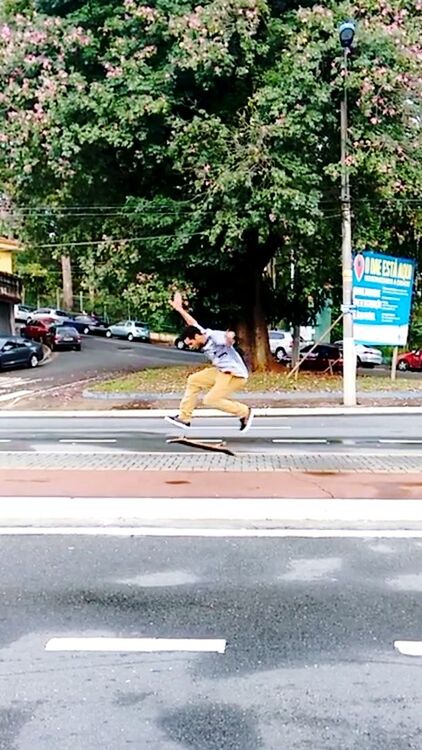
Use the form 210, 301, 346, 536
1, 469, 421, 499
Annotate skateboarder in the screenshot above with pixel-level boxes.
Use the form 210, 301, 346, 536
165, 291, 253, 432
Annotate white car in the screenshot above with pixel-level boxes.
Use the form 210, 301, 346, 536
105, 320, 151, 342
14, 303, 35, 323
268, 330, 294, 359
334, 340, 383, 368
27, 307, 70, 324
269, 330, 308, 361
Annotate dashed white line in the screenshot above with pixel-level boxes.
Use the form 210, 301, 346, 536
59, 439, 117, 444
45, 637, 226, 653
272, 438, 328, 444
380, 440, 422, 445
394, 641, 422, 656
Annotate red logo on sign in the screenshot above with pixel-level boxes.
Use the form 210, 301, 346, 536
354, 254, 365, 282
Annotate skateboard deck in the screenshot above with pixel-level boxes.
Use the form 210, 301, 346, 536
166, 436, 236, 457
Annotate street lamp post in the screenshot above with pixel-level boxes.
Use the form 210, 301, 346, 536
339, 21, 357, 407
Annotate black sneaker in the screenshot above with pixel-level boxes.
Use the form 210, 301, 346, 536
239, 408, 253, 433
165, 415, 191, 429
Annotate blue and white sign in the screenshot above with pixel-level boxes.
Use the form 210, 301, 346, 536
352, 251, 416, 346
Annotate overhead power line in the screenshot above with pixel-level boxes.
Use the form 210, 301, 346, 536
32, 232, 207, 249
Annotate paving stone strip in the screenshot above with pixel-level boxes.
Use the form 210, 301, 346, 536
0, 451, 419, 472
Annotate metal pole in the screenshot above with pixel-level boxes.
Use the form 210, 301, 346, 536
340, 47, 357, 406
391, 346, 398, 381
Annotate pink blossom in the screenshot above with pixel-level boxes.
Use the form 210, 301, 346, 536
0, 24, 11, 41
104, 62, 123, 78
361, 79, 373, 94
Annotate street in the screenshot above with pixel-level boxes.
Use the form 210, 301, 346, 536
1, 532, 421, 749
0, 412, 421, 455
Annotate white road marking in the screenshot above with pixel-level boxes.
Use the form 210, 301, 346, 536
0, 498, 422, 524
45, 637, 226, 653
4, 406, 422, 417
380, 440, 422, 445
59, 439, 117, 444
394, 641, 422, 656
0, 440, 11, 443
0, 390, 32, 402
3, 527, 422, 538
272, 438, 328, 444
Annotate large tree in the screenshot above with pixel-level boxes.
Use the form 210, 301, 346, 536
0, 0, 420, 367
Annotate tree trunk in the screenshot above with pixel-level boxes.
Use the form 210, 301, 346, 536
237, 268, 272, 372
61, 254, 73, 310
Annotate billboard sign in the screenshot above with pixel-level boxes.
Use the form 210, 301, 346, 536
352, 251, 416, 346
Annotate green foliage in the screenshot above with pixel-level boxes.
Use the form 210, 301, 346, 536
0, 0, 420, 362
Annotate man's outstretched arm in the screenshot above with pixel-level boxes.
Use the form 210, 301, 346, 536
170, 291, 199, 327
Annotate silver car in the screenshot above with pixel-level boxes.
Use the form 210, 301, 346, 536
334, 341, 383, 368
105, 320, 151, 342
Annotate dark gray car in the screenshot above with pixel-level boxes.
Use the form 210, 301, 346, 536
0, 336, 43, 370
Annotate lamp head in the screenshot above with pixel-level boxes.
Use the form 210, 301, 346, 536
339, 21, 356, 49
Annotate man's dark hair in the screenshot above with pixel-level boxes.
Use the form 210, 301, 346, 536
182, 325, 202, 340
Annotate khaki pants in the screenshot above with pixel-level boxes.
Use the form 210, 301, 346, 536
179, 367, 249, 422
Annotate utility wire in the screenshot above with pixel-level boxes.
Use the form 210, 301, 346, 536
32, 231, 207, 248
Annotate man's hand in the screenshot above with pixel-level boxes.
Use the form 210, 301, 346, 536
170, 290, 199, 328
225, 330, 236, 345
170, 291, 184, 311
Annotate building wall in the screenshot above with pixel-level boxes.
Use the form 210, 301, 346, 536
0, 250, 13, 274
0, 300, 13, 334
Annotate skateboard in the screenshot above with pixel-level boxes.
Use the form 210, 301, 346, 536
166, 436, 236, 457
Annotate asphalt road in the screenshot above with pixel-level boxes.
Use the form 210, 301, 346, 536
1, 533, 421, 749
0, 412, 421, 455
3, 334, 201, 385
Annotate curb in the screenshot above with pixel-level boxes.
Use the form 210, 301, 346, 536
1, 497, 422, 525
2, 406, 422, 417
83, 387, 422, 402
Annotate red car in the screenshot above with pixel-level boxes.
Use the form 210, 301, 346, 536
20, 318, 81, 351
397, 349, 422, 372
20, 317, 56, 345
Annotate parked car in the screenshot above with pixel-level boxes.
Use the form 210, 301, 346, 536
281, 343, 343, 372
20, 317, 56, 345
50, 324, 81, 351
334, 340, 383, 368
65, 314, 99, 335
14, 303, 35, 323
269, 330, 302, 361
0, 335, 43, 370
397, 349, 422, 371
105, 320, 151, 342
28, 307, 70, 324
174, 335, 189, 350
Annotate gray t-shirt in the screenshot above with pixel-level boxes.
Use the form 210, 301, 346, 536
200, 328, 249, 379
